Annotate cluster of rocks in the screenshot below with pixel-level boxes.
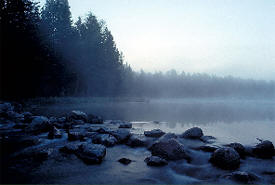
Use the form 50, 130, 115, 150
1, 101, 275, 184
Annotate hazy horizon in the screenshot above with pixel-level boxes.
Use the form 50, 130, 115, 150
36, 0, 275, 80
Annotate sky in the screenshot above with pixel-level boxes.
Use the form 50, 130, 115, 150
38, 0, 275, 80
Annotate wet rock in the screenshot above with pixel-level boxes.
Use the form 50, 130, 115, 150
192, 145, 219, 152
158, 133, 177, 142
144, 129, 165, 138
76, 143, 106, 164
12, 147, 53, 162
225, 143, 246, 158
92, 134, 118, 147
181, 127, 203, 139
60, 142, 83, 154
48, 126, 62, 139
149, 138, 190, 161
118, 158, 132, 165
68, 110, 88, 122
253, 140, 275, 159
200, 135, 216, 143
119, 122, 132, 128
109, 128, 131, 143
126, 134, 146, 147
144, 156, 168, 166
222, 171, 259, 184
67, 130, 86, 141
210, 147, 240, 170
89, 117, 104, 124
25, 116, 51, 134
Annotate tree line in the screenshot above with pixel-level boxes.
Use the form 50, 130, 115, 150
1, 0, 274, 99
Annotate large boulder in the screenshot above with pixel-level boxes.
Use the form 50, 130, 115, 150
225, 143, 246, 158
76, 143, 106, 164
149, 138, 190, 161
126, 134, 147, 147
144, 129, 165, 138
181, 127, 203, 139
68, 110, 88, 122
92, 134, 118, 147
144, 156, 168, 166
253, 140, 275, 159
209, 147, 240, 170
25, 116, 51, 134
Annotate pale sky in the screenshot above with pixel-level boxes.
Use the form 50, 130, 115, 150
38, 0, 275, 80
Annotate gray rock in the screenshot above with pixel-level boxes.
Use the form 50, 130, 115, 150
76, 143, 106, 164
67, 129, 86, 141
126, 134, 146, 147
181, 127, 203, 139
225, 143, 246, 158
119, 122, 132, 128
210, 147, 240, 170
253, 140, 275, 159
158, 133, 177, 141
118, 158, 132, 165
144, 156, 168, 166
144, 129, 165, 138
92, 134, 118, 147
149, 138, 190, 161
222, 171, 259, 184
109, 128, 131, 143
68, 110, 88, 122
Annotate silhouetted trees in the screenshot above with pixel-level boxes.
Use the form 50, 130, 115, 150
1, 0, 274, 99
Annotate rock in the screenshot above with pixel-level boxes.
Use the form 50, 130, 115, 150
11, 102, 23, 113
149, 138, 190, 161
225, 143, 246, 158
209, 147, 240, 170
57, 117, 66, 123
92, 134, 118, 147
76, 143, 106, 164
19, 136, 41, 148
126, 134, 146, 147
253, 140, 275, 159
60, 142, 83, 154
67, 130, 86, 141
119, 122, 132, 128
158, 133, 177, 142
144, 129, 165, 138
200, 135, 216, 143
118, 158, 132, 165
89, 117, 104, 124
68, 110, 88, 122
25, 116, 51, 134
109, 128, 131, 143
48, 126, 62, 139
222, 171, 259, 184
144, 156, 168, 166
22, 112, 33, 123
181, 127, 203, 139
12, 147, 53, 162
192, 145, 219, 152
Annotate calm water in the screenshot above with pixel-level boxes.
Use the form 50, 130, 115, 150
28, 97, 275, 145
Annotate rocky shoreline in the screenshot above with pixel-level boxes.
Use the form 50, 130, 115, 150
1, 101, 275, 184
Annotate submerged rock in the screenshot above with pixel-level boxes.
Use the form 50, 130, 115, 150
225, 143, 246, 158
92, 134, 118, 147
222, 171, 259, 184
144, 156, 168, 166
149, 138, 190, 161
210, 147, 240, 170
118, 158, 132, 165
144, 129, 165, 138
181, 127, 203, 139
253, 140, 275, 159
76, 143, 106, 164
